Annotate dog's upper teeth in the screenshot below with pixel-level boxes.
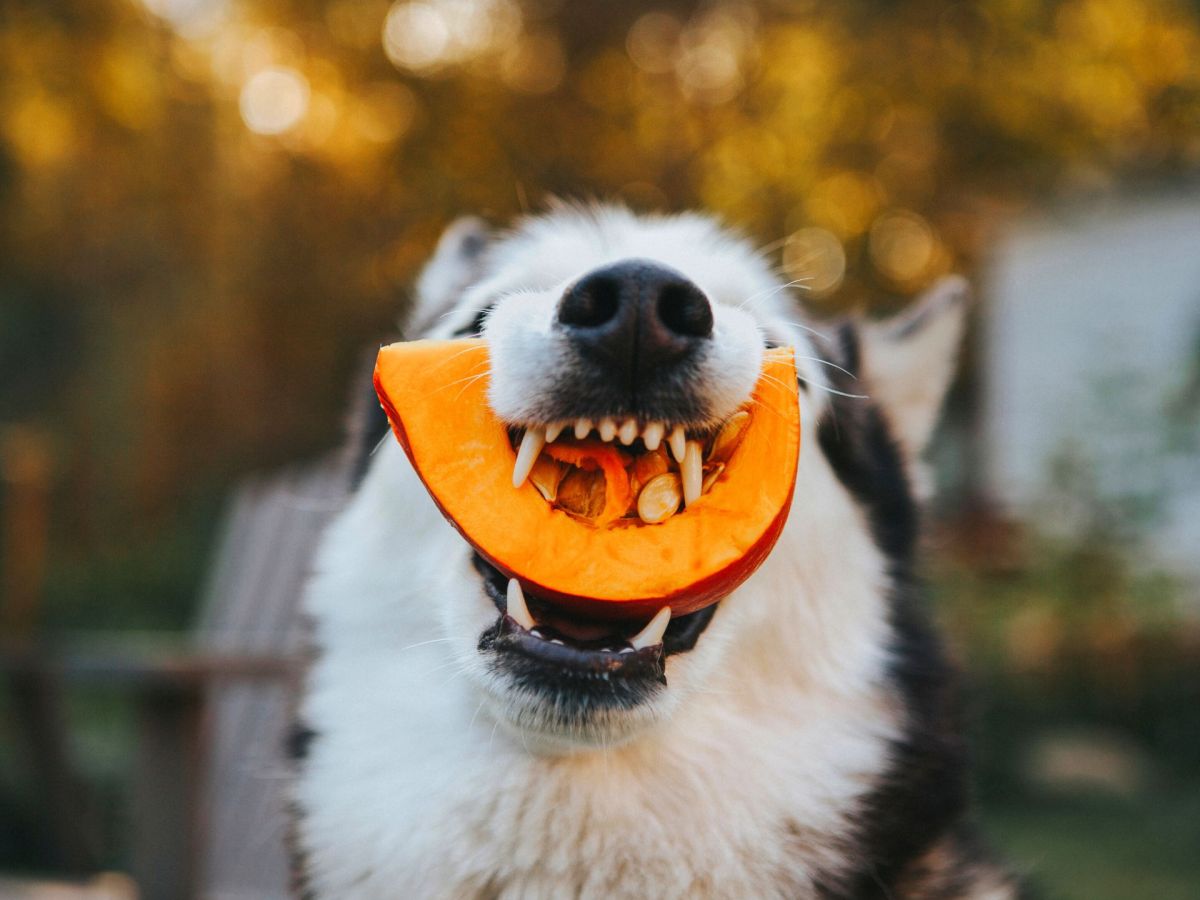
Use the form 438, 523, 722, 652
668, 425, 687, 463
681, 439, 703, 506
505, 578, 536, 630
512, 428, 545, 487
618, 418, 638, 445
545, 422, 564, 443
629, 606, 671, 650
574, 417, 592, 440
598, 417, 617, 442
642, 421, 664, 451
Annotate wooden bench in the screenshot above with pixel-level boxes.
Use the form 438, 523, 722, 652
3, 456, 353, 899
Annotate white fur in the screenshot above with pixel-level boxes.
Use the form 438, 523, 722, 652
294, 206, 959, 898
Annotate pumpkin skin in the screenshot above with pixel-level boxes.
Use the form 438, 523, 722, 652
373, 340, 801, 620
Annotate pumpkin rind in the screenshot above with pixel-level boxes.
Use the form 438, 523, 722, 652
373, 339, 801, 620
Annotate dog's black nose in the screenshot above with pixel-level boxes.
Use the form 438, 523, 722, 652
556, 260, 713, 384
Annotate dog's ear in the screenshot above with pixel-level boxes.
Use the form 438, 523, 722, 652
405, 216, 490, 337
859, 276, 970, 461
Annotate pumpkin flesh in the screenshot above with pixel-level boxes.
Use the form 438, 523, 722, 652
373, 340, 801, 620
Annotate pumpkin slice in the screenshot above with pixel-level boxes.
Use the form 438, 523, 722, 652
373, 340, 801, 619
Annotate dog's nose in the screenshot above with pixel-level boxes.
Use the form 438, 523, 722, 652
556, 260, 713, 384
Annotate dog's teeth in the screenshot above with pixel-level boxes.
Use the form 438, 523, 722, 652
512, 428, 545, 487
574, 418, 592, 440
598, 417, 617, 442
618, 418, 638, 445
681, 440, 703, 506
642, 421, 664, 451
505, 579, 535, 630
619, 646, 634, 654
629, 607, 671, 650
668, 425, 687, 463
545, 422, 564, 443
549, 638, 564, 645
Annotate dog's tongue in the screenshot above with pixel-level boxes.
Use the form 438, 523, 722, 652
374, 339, 801, 620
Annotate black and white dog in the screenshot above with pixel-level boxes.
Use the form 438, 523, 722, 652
290, 205, 1025, 898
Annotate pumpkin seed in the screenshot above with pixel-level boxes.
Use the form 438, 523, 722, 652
529, 455, 565, 502
708, 410, 751, 463
629, 446, 671, 497
637, 472, 682, 524
556, 468, 606, 519
701, 462, 725, 494
681, 440, 703, 507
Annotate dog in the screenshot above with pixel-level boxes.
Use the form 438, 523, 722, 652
289, 204, 1026, 898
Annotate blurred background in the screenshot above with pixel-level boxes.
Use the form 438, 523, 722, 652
1, 0, 1198, 897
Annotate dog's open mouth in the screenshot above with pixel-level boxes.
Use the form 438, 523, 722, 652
510, 413, 750, 527
473, 553, 718, 680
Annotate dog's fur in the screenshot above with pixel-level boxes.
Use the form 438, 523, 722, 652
290, 205, 1025, 898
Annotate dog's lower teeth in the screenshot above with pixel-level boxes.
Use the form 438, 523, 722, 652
629, 607, 671, 650
506, 579, 536, 631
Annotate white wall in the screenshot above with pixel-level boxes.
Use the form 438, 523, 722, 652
982, 190, 1200, 581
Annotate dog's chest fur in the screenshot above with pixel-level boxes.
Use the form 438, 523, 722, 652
295, 445, 902, 899
299, 644, 895, 900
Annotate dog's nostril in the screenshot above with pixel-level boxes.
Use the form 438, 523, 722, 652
559, 275, 622, 328
657, 282, 713, 339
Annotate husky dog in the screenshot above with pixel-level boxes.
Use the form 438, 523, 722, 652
290, 206, 1024, 899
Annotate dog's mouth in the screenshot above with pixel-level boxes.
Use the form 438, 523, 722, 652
473, 553, 718, 682
509, 411, 750, 527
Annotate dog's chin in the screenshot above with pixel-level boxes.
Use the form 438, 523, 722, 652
468, 554, 720, 752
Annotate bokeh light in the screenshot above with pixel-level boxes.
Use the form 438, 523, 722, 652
382, 0, 521, 73
782, 227, 846, 298
239, 66, 310, 135
140, 0, 229, 38
868, 209, 937, 287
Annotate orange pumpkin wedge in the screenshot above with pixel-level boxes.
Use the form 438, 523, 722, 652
373, 340, 801, 620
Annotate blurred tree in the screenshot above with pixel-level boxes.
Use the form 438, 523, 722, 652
0, 0, 1197, 617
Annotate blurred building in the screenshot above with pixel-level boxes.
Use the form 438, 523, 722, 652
981, 188, 1200, 588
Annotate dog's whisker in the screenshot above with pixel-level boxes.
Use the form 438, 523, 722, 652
799, 377, 870, 400
794, 354, 859, 380
394, 637, 455, 654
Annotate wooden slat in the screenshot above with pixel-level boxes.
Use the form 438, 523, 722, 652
195, 457, 350, 899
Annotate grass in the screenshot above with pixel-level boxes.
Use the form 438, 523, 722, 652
983, 787, 1200, 900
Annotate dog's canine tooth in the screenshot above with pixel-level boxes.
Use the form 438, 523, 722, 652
598, 417, 617, 442
618, 418, 638, 445
668, 425, 687, 463
512, 428, 545, 487
642, 421, 664, 451
574, 417, 592, 440
681, 440, 703, 506
545, 422, 564, 443
505, 579, 535, 630
629, 606, 671, 650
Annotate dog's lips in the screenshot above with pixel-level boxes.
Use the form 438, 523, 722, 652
472, 553, 718, 673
